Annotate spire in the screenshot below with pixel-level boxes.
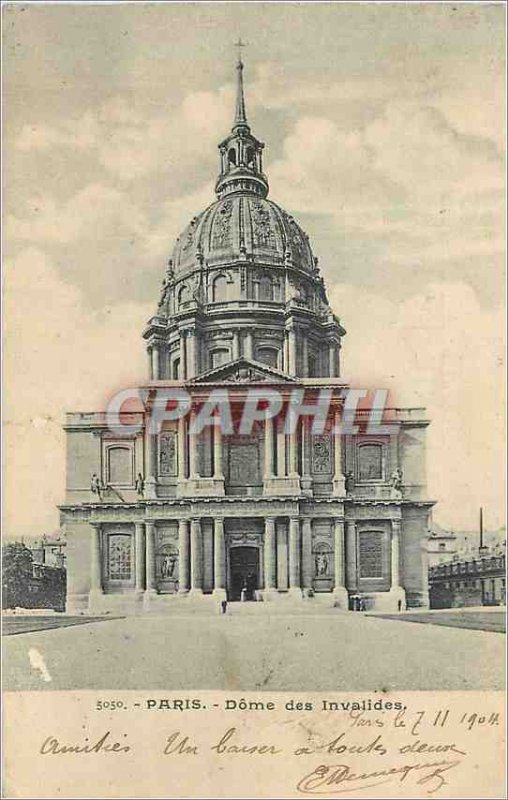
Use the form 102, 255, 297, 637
215, 42, 269, 199
233, 39, 249, 130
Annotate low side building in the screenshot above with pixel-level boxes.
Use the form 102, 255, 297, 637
429, 549, 506, 608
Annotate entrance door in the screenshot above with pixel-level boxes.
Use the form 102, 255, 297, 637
229, 546, 259, 601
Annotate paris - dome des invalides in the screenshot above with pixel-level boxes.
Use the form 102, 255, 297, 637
61, 57, 433, 614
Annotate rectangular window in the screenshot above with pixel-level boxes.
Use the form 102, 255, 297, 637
357, 443, 383, 481
107, 446, 133, 485
358, 531, 384, 578
108, 534, 132, 581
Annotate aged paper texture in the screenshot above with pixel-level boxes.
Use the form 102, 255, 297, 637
2, 2, 506, 798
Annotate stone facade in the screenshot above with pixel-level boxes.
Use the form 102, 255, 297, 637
60, 57, 434, 614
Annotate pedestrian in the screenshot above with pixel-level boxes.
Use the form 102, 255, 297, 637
221, 599, 227, 615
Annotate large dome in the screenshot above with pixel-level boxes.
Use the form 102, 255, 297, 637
172, 194, 316, 275
144, 55, 345, 385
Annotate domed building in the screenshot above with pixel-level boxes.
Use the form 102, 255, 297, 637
61, 57, 434, 614
143, 57, 344, 383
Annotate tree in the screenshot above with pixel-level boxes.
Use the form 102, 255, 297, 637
2, 542, 34, 609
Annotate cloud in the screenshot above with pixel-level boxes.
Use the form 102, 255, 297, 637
16, 87, 234, 184
3, 248, 150, 536
5, 179, 215, 306
330, 279, 505, 529
269, 99, 504, 305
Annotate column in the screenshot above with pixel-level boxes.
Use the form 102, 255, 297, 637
186, 331, 197, 378
288, 517, 301, 595
346, 519, 357, 591
178, 519, 190, 593
144, 521, 157, 596
391, 519, 401, 589
213, 425, 223, 479
244, 331, 254, 360
232, 331, 240, 361
188, 410, 199, 479
135, 522, 145, 594
190, 518, 203, 594
333, 518, 348, 608
304, 420, 312, 472
212, 518, 226, 598
147, 347, 154, 380
329, 342, 336, 377
180, 333, 187, 379
144, 419, 158, 499
302, 336, 309, 377
301, 517, 313, 591
283, 335, 289, 373
288, 328, 297, 376
276, 422, 286, 477
288, 424, 299, 478
277, 523, 289, 590
152, 345, 161, 380
332, 409, 346, 496
264, 517, 277, 592
89, 523, 102, 594
177, 415, 187, 480
263, 417, 275, 479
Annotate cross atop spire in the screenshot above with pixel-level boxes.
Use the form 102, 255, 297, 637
233, 39, 248, 130
235, 37, 246, 65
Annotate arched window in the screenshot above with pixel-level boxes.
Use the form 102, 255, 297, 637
106, 446, 133, 485
246, 146, 255, 168
213, 274, 229, 302
256, 347, 278, 369
172, 358, 180, 379
178, 284, 189, 306
210, 348, 229, 369
228, 148, 236, 166
357, 443, 384, 482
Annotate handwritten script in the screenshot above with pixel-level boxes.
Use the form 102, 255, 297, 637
26, 701, 504, 798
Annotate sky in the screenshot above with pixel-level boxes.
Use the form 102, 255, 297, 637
3, 2, 506, 537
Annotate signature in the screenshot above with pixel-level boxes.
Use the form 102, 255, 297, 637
297, 759, 463, 795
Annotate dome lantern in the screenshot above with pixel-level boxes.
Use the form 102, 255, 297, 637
215, 54, 269, 200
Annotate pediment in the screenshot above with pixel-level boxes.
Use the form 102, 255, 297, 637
189, 357, 297, 385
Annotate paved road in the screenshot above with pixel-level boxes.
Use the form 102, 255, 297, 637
3, 610, 504, 692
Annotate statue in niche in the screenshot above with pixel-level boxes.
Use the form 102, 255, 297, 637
160, 553, 177, 579
315, 552, 329, 576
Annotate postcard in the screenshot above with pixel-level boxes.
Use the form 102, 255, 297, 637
2, 2, 506, 798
